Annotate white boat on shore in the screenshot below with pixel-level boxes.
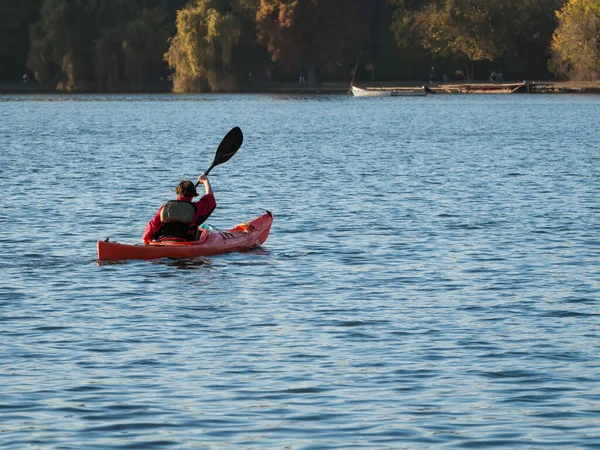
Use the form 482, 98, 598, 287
351, 85, 427, 97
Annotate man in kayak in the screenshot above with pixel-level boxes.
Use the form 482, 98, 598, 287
143, 175, 216, 244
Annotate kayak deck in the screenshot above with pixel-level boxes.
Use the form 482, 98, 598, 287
97, 211, 272, 261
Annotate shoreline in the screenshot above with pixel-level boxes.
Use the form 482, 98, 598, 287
2, 80, 600, 95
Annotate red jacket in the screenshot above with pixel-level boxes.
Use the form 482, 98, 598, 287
143, 194, 216, 243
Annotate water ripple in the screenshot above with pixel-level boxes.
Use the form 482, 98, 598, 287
1, 93, 599, 449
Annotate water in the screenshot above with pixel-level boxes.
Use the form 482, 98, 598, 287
1, 92, 599, 449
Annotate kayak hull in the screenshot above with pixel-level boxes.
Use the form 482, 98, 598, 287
97, 211, 272, 261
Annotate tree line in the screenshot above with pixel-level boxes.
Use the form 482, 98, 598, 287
1, 0, 598, 92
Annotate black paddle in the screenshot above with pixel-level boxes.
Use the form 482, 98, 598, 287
195, 126, 244, 187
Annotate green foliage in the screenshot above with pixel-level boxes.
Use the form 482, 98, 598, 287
0, 0, 41, 81
28, 0, 88, 89
391, 0, 565, 80
94, 6, 170, 91
163, 0, 267, 92
390, 0, 422, 50
551, 0, 600, 80
2, 0, 597, 87
27, 0, 169, 91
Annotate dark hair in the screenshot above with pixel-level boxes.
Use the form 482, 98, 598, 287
175, 180, 198, 197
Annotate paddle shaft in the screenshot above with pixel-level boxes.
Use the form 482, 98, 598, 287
194, 166, 215, 188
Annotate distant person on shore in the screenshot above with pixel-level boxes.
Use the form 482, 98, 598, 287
489, 70, 497, 82
143, 176, 216, 244
22, 74, 29, 84
299, 69, 306, 85
497, 71, 504, 82
429, 66, 435, 84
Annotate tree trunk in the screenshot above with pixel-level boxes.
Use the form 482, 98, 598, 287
464, 63, 475, 81
307, 64, 318, 87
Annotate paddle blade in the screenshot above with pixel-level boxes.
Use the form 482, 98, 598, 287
206, 126, 243, 175
196, 127, 244, 185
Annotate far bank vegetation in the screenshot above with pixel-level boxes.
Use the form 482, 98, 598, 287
1, 0, 598, 92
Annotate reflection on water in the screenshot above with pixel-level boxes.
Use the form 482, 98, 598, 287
1, 93, 600, 449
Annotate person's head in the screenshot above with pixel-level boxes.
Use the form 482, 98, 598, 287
175, 180, 198, 197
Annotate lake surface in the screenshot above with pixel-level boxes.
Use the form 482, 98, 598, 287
1, 92, 599, 449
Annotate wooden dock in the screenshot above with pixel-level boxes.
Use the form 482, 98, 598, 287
423, 81, 600, 94
524, 81, 600, 93
431, 82, 526, 94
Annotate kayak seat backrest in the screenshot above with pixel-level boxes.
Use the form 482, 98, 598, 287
160, 200, 196, 224
160, 200, 197, 240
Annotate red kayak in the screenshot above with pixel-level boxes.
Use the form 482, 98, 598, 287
97, 211, 272, 261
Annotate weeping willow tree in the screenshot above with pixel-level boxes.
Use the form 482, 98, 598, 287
164, 0, 243, 92
0, 0, 41, 81
28, 0, 91, 90
93, 6, 170, 91
550, 0, 600, 80
28, 0, 169, 91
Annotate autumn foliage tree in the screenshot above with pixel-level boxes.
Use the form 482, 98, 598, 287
256, 0, 376, 85
551, 0, 600, 80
